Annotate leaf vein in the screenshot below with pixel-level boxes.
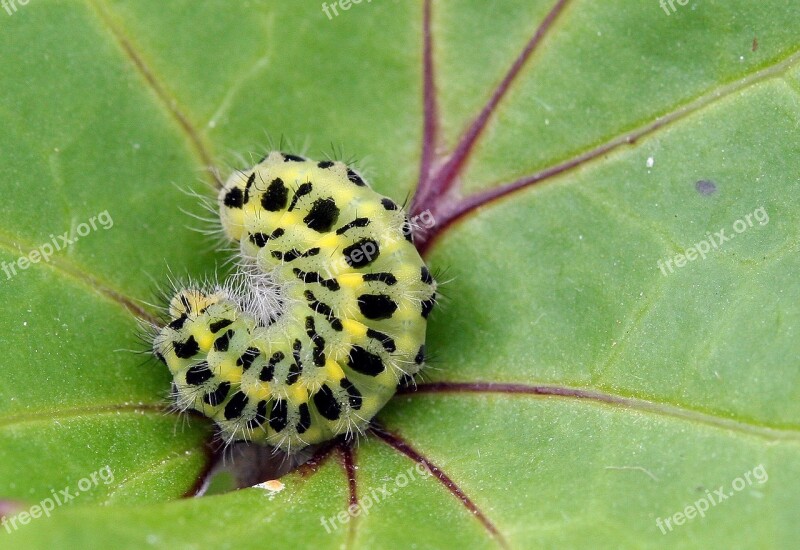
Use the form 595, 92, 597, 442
402, 382, 800, 443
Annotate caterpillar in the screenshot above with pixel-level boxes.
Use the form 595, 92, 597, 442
152, 152, 436, 453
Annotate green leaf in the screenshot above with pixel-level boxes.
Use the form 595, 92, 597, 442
2, 0, 799, 548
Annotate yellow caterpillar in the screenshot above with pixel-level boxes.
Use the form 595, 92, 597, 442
153, 152, 436, 452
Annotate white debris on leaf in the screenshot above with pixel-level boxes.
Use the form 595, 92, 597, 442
255, 480, 285, 493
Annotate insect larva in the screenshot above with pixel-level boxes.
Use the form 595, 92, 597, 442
153, 152, 436, 452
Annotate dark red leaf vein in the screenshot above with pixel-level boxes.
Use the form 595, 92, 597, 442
401, 382, 800, 442
412, 0, 570, 219
417, 45, 800, 253
339, 442, 359, 548
370, 425, 508, 548
412, 0, 440, 214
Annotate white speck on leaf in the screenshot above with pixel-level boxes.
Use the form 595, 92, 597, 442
255, 480, 285, 493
